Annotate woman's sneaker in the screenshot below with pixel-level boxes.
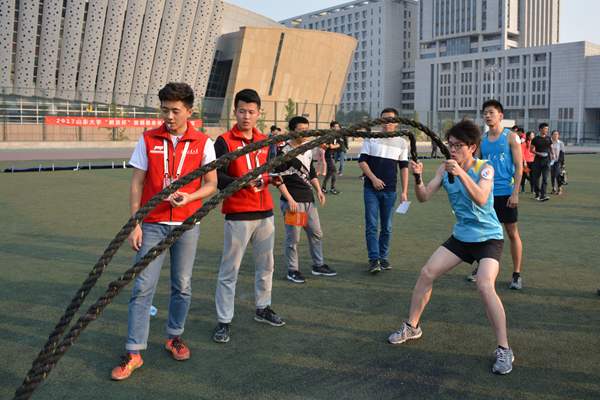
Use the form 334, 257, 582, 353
492, 347, 514, 375
388, 322, 422, 344
254, 306, 285, 327
287, 270, 306, 283
312, 264, 337, 276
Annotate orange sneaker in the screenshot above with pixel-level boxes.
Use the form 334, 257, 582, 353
165, 337, 190, 361
111, 353, 143, 381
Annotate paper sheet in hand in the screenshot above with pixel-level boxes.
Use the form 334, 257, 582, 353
395, 201, 411, 214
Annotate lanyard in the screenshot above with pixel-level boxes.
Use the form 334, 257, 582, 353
240, 141, 262, 172
163, 138, 190, 179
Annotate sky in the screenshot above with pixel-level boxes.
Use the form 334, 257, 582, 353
226, 0, 600, 44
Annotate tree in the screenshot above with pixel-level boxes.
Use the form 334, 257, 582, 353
284, 98, 296, 122
257, 109, 267, 133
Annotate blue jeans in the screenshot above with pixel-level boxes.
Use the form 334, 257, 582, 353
126, 223, 200, 351
364, 186, 397, 261
338, 151, 347, 173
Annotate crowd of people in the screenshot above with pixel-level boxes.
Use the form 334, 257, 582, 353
110, 82, 573, 382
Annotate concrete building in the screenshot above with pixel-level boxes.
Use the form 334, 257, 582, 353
281, 0, 419, 117
419, 0, 560, 59
0, 0, 356, 140
415, 0, 599, 143
212, 27, 356, 127
0, 0, 225, 108
414, 41, 600, 143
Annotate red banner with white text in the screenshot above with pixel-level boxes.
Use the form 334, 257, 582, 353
44, 116, 202, 129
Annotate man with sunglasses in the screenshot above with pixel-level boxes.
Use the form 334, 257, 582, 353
387, 120, 514, 375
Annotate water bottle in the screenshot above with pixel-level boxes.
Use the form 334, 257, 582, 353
149, 305, 158, 317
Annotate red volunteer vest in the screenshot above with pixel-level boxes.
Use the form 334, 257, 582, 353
140, 122, 209, 223
219, 125, 273, 215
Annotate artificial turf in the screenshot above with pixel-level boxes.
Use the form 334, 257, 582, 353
1, 155, 599, 399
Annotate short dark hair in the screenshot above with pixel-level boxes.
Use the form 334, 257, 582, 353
288, 116, 309, 131
158, 82, 194, 109
511, 125, 520, 131
234, 88, 261, 109
539, 122, 549, 130
445, 120, 482, 148
380, 107, 399, 117
482, 99, 504, 114
270, 125, 280, 132
330, 120, 340, 128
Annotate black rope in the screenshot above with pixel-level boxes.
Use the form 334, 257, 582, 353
14, 117, 449, 400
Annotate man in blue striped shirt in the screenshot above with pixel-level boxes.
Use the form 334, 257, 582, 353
358, 107, 409, 273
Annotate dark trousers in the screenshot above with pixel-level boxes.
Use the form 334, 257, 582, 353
322, 157, 337, 189
551, 161, 563, 191
532, 156, 550, 198
521, 161, 535, 192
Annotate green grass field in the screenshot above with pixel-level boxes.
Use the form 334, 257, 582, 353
1, 155, 599, 400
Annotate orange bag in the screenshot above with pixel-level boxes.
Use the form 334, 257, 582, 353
284, 211, 308, 227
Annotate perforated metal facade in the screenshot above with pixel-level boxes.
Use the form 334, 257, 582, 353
5, 0, 224, 107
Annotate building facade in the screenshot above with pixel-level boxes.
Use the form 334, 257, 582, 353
0, 0, 224, 108
211, 26, 356, 128
415, 0, 600, 143
281, 0, 418, 117
419, 0, 560, 59
414, 41, 600, 143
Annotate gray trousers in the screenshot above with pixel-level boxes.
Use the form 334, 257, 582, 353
280, 200, 324, 271
215, 217, 275, 323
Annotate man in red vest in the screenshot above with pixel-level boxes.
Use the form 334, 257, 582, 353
213, 89, 285, 344
111, 82, 217, 380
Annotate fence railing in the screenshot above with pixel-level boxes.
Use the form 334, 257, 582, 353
1, 87, 599, 144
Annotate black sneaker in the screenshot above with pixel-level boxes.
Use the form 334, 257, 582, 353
540, 196, 550, 202
379, 259, 392, 270
330, 188, 340, 195
287, 270, 306, 284
312, 264, 337, 276
212, 322, 230, 343
254, 306, 285, 327
368, 259, 381, 274
321, 187, 328, 194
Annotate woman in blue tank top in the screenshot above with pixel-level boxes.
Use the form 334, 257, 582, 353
386, 120, 515, 375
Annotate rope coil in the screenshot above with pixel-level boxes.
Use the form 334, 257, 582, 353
14, 117, 450, 400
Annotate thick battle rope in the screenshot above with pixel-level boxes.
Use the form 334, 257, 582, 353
14, 117, 450, 400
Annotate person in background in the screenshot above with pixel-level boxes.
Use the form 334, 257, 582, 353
275, 116, 336, 284
268, 125, 282, 160
550, 130, 565, 195
530, 123, 554, 202
521, 131, 536, 193
358, 107, 409, 274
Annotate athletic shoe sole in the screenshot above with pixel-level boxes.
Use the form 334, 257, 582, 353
253, 316, 286, 327
311, 270, 337, 277
286, 275, 305, 284
369, 268, 381, 274
213, 335, 230, 344
388, 331, 422, 345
